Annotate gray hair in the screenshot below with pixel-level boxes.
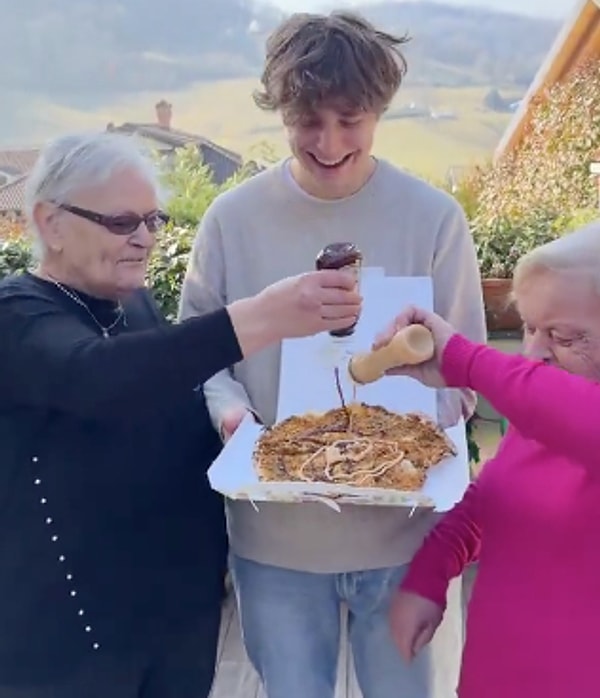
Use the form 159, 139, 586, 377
25, 131, 163, 256
513, 219, 600, 295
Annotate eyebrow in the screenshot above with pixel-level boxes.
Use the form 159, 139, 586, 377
111, 208, 160, 217
549, 325, 586, 337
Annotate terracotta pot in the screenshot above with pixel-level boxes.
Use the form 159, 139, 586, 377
481, 278, 522, 332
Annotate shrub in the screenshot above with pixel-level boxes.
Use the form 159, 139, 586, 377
472, 208, 598, 278
0, 217, 32, 280
458, 59, 600, 277
147, 145, 258, 318
477, 59, 600, 223
147, 223, 196, 320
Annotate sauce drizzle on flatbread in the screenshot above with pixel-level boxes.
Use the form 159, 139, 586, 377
254, 403, 457, 491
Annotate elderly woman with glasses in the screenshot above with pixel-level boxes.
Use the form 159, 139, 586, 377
375, 220, 600, 698
0, 132, 361, 698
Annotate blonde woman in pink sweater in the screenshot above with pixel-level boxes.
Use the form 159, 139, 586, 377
377, 220, 600, 698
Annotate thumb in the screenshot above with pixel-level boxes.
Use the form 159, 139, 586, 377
220, 407, 249, 442
412, 622, 436, 658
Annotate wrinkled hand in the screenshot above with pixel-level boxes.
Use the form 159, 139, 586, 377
390, 589, 444, 663
257, 269, 362, 341
373, 306, 456, 389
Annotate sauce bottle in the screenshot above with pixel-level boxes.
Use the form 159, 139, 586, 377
315, 242, 363, 337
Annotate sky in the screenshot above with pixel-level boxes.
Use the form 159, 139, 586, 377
270, 0, 575, 20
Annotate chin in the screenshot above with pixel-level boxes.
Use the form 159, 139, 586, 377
116, 273, 147, 296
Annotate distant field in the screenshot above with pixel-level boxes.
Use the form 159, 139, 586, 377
17, 79, 514, 180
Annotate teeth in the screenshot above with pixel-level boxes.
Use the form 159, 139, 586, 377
314, 155, 348, 167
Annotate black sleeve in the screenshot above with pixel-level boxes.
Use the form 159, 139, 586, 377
0, 294, 243, 420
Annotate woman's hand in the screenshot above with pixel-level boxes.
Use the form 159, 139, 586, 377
373, 306, 457, 389
259, 269, 362, 339
390, 588, 444, 663
228, 269, 362, 357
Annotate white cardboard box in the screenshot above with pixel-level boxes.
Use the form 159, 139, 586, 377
208, 273, 470, 512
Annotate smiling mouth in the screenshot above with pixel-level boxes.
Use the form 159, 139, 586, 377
309, 153, 353, 169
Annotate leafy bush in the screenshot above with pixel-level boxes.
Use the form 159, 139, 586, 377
147, 223, 196, 320
147, 144, 258, 319
472, 209, 598, 278
478, 60, 600, 220
158, 145, 222, 229
459, 59, 600, 277
0, 218, 33, 280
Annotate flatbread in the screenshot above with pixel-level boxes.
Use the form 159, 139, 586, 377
253, 402, 457, 491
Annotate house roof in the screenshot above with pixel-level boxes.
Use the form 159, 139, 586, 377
0, 149, 39, 176
0, 176, 27, 213
0, 148, 39, 212
108, 123, 243, 185
495, 0, 600, 160
0, 118, 245, 212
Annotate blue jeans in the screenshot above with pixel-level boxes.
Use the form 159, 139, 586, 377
231, 555, 463, 698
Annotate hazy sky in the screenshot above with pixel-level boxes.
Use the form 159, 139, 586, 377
270, 0, 575, 20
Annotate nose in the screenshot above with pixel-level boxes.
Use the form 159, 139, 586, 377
316, 125, 341, 156
523, 330, 552, 361
131, 221, 155, 248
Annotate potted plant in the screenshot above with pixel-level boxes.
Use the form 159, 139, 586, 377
472, 219, 521, 333
470, 209, 598, 332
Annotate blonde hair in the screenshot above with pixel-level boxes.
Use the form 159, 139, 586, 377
513, 219, 600, 294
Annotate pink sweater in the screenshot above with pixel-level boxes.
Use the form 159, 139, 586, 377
402, 334, 600, 698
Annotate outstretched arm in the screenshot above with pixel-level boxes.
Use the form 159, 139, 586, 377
442, 334, 600, 466
0, 293, 242, 421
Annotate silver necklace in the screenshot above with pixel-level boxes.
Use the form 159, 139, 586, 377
50, 279, 126, 339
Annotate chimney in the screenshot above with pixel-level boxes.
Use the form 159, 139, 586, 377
155, 100, 172, 130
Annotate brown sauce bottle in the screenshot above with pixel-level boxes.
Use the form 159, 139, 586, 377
315, 242, 363, 337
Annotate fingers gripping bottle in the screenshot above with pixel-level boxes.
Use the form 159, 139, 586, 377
315, 242, 363, 338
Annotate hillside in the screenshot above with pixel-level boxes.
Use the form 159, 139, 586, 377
0, 0, 560, 175
359, 2, 559, 87
0, 0, 558, 100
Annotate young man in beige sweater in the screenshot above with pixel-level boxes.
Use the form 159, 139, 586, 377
179, 11, 486, 698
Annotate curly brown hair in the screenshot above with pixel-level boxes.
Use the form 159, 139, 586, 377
254, 11, 410, 120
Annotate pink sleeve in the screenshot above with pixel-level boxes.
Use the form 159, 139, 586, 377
401, 481, 482, 608
442, 334, 600, 466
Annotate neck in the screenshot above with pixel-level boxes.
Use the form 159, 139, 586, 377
34, 263, 122, 302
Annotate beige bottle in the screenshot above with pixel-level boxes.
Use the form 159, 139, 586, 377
348, 324, 435, 385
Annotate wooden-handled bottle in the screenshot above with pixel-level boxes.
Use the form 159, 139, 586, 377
348, 324, 435, 385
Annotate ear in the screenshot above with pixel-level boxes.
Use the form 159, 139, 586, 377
33, 201, 64, 254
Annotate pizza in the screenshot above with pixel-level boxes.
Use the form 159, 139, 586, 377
253, 402, 457, 491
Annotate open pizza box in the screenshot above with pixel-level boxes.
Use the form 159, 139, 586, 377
208, 271, 470, 512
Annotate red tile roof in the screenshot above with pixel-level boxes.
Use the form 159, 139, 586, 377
0, 148, 39, 213
0, 149, 39, 176
0, 176, 27, 213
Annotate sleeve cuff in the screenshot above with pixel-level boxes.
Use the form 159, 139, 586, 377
441, 333, 481, 390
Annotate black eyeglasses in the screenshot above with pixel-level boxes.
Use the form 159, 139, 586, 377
57, 203, 170, 236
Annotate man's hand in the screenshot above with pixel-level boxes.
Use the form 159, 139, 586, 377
220, 406, 252, 442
